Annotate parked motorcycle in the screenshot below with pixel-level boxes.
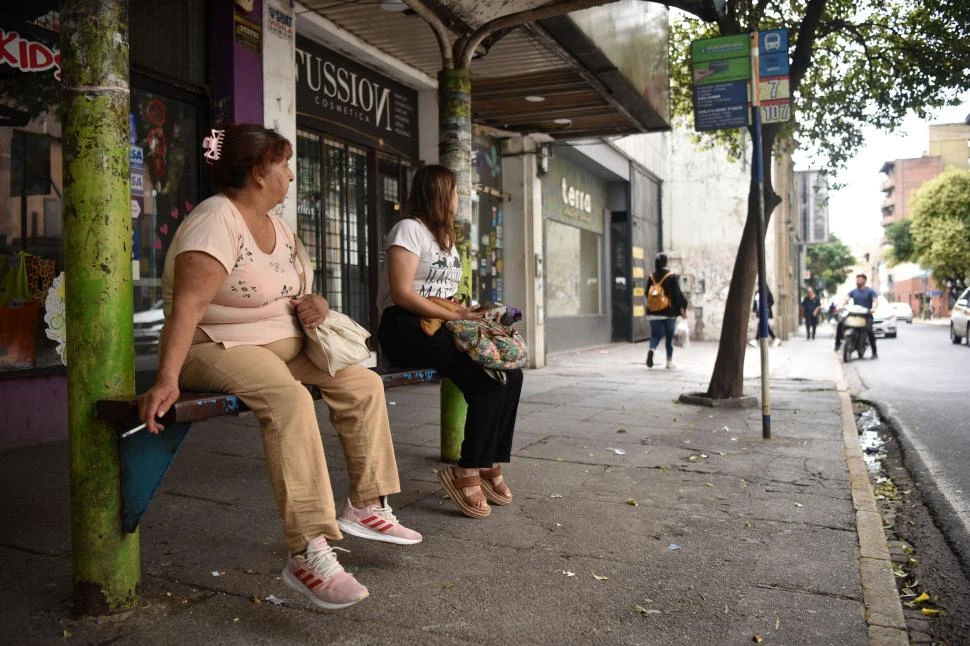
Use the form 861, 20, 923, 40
841, 304, 870, 362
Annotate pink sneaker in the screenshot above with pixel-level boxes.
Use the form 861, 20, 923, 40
337, 497, 423, 545
281, 536, 368, 610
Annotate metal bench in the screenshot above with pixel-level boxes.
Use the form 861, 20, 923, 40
95, 367, 438, 533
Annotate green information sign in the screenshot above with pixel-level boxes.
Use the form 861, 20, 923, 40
690, 33, 748, 62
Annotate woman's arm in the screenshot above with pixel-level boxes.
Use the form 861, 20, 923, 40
138, 251, 227, 433
387, 246, 479, 320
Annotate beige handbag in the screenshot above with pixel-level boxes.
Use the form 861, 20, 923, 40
293, 234, 371, 376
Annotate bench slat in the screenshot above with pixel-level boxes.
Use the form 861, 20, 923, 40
96, 368, 437, 429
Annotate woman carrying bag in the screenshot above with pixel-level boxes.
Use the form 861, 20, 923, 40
645, 253, 688, 370
379, 165, 523, 520
138, 124, 421, 612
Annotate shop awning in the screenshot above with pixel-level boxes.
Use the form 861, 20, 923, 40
295, 0, 670, 139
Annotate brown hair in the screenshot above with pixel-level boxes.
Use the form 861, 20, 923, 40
405, 164, 457, 251
208, 124, 292, 194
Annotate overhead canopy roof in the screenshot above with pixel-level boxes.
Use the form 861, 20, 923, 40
296, 0, 670, 139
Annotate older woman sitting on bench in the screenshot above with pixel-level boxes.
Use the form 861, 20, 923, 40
138, 124, 420, 611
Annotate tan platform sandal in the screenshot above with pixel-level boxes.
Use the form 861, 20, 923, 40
479, 466, 512, 506
437, 467, 491, 518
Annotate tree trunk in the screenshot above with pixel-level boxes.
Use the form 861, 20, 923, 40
61, 0, 140, 614
707, 125, 782, 399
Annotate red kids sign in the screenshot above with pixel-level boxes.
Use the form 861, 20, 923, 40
0, 29, 61, 81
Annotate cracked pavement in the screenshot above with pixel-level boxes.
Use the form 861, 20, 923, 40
1, 337, 870, 644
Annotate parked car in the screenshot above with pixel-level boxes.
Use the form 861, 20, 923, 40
889, 302, 914, 324
133, 299, 164, 352
872, 302, 897, 339
950, 287, 970, 345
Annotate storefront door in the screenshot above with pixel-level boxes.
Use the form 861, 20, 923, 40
296, 130, 410, 336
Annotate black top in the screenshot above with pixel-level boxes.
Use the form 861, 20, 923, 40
753, 289, 775, 319
649, 270, 688, 317
802, 295, 821, 318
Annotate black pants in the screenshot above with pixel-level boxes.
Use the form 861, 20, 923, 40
805, 316, 818, 339
836, 315, 877, 354
379, 306, 523, 469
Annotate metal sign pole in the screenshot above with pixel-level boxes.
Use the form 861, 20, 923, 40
750, 31, 771, 440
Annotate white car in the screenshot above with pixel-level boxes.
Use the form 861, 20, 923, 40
889, 302, 913, 324
872, 303, 897, 339
951, 287, 970, 345
133, 299, 164, 351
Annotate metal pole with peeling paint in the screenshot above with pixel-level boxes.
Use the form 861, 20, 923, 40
437, 67, 473, 462
61, 0, 140, 614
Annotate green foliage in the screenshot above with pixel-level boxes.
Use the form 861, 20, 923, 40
884, 219, 914, 266
667, 0, 970, 171
805, 235, 855, 296
910, 169, 970, 282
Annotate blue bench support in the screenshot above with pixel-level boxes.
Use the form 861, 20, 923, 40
96, 368, 438, 533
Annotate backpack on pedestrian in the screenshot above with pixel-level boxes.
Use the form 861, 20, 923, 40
647, 272, 673, 313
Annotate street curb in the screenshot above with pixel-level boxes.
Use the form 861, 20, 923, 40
836, 380, 908, 645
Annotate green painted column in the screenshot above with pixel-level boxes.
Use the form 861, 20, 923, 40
61, 0, 140, 615
437, 67, 472, 462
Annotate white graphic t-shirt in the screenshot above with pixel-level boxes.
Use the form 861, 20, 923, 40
379, 217, 461, 311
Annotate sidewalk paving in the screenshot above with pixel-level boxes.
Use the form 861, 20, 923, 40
2, 329, 891, 645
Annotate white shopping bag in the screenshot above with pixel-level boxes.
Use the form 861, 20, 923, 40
673, 318, 690, 349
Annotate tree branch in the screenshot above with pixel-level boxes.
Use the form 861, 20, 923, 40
788, 0, 827, 92
663, 0, 718, 22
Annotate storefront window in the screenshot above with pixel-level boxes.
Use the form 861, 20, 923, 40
471, 132, 504, 306
545, 220, 602, 317
296, 131, 372, 331
130, 86, 203, 368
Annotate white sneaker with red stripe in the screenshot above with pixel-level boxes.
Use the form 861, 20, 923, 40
281, 536, 368, 610
337, 497, 423, 545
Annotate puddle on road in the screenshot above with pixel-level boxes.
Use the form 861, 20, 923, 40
856, 405, 887, 474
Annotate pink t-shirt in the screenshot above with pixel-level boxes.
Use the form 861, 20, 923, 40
162, 194, 305, 348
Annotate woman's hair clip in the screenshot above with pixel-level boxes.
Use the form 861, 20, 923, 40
202, 129, 225, 163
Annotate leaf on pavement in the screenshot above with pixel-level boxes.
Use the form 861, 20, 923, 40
913, 591, 930, 605
592, 574, 608, 581
793, 503, 803, 508
626, 498, 638, 507
921, 608, 943, 617
753, 633, 764, 643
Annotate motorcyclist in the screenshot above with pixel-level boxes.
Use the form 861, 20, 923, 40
834, 273, 879, 359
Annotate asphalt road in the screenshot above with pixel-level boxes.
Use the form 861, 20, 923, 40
848, 322, 970, 559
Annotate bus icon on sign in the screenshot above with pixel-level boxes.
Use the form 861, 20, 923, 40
763, 32, 782, 51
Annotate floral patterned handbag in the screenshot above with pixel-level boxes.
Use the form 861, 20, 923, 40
444, 319, 528, 370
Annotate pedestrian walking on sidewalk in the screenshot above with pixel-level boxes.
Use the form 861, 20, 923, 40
752, 287, 781, 347
802, 287, 821, 340
645, 253, 688, 370
138, 124, 421, 613
379, 165, 522, 520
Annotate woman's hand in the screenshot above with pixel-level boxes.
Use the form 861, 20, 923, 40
452, 305, 485, 321
138, 375, 181, 434
292, 293, 330, 328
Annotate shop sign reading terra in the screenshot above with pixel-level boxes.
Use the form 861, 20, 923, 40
296, 36, 418, 159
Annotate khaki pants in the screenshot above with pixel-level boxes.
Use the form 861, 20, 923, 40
180, 336, 400, 553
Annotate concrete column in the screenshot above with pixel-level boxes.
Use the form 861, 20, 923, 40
61, 0, 140, 615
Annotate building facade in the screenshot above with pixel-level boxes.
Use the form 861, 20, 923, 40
1, 0, 673, 446
879, 156, 944, 226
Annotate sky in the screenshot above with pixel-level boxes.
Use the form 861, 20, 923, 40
794, 92, 970, 250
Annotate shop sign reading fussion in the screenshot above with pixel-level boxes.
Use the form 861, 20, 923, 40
296, 48, 394, 132
295, 36, 418, 159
